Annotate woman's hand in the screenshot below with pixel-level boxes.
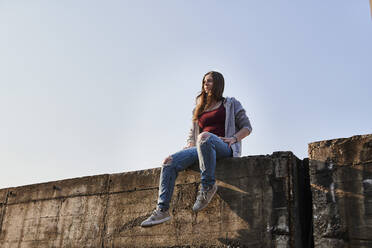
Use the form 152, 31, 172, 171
220, 136, 238, 147
221, 128, 251, 147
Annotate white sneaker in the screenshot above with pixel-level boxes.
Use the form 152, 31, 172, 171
192, 183, 218, 212
141, 207, 171, 227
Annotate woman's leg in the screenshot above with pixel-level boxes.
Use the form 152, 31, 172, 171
157, 147, 198, 210
196, 132, 233, 191
141, 132, 232, 226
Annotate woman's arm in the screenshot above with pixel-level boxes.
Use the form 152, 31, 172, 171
220, 97, 252, 147
234, 98, 252, 134
234, 127, 251, 141
220, 127, 251, 147
185, 107, 197, 149
185, 123, 196, 148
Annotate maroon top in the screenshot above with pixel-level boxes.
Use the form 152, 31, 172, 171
198, 103, 226, 137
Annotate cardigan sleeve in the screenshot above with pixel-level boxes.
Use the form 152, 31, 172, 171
233, 97, 252, 133
186, 98, 202, 146
186, 108, 197, 146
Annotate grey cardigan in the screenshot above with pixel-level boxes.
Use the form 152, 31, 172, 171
186, 97, 252, 157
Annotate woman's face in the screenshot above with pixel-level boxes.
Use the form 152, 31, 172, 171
203, 74, 214, 94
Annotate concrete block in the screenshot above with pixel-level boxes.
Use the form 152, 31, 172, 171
103, 152, 308, 247
6, 174, 109, 205
0, 195, 106, 247
0, 151, 311, 247
309, 134, 372, 165
0, 189, 8, 205
309, 134, 372, 247
109, 168, 161, 193
0, 189, 8, 239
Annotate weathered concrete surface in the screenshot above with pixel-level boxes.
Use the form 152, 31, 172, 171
105, 152, 309, 248
309, 134, 372, 248
0, 175, 110, 248
0, 188, 8, 242
0, 152, 309, 248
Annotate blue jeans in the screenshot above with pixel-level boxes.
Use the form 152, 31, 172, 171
157, 132, 233, 210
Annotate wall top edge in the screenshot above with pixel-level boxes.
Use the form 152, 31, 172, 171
0, 151, 297, 192
308, 133, 372, 147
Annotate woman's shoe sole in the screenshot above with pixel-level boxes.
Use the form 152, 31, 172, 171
141, 216, 171, 227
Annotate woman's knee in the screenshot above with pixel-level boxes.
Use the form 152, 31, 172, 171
197, 132, 211, 145
162, 155, 173, 166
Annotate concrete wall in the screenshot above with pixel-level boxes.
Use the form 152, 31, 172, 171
2, 133, 371, 247
0, 175, 110, 248
309, 134, 372, 247
0, 152, 309, 248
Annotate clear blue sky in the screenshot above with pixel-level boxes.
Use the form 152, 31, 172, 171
1, 1, 371, 188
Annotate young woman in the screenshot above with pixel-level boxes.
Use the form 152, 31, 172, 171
141, 71, 252, 227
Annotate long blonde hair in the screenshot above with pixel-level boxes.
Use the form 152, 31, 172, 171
192, 71, 225, 122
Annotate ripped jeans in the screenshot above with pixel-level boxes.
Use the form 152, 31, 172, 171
157, 132, 233, 211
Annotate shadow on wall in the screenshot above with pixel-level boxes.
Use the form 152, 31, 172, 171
216, 186, 263, 247
182, 159, 267, 247
117, 158, 265, 247
117, 154, 314, 248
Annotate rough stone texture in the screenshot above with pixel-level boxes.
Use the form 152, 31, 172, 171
309, 134, 372, 248
0, 152, 309, 248
105, 152, 309, 248
0, 189, 8, 242
0, 175, 111, 248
